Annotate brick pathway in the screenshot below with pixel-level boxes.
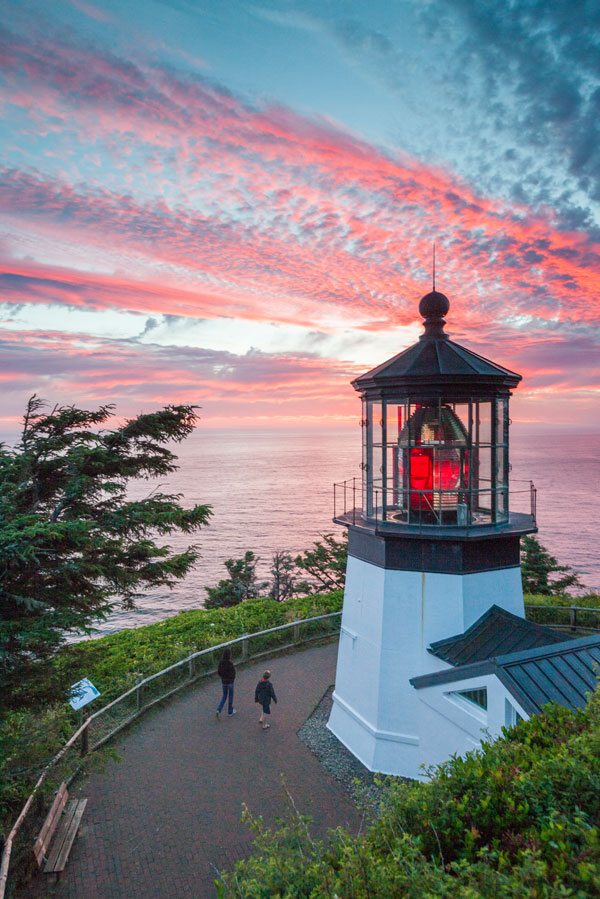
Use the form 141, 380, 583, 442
28, 641, 361, 898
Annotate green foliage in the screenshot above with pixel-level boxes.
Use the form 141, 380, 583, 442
268, 551, 297, 602
217, 687, 600, 897
7, 591, 343, 712
205, 551, 267, 608
0, 706, 72, 825
0, 396, 212, 690
525, 592, 600, 633
521, 535, 583, 596
205, 533, 349, 607
294, 532, 348, 593
525, 592, 600, 609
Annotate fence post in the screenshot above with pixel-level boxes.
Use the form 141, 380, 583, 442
570, 606, 577, 631
293, 623, 301, 644
241, 636, 249, 661
136, 678, 144, 711
80, 711, 90, 757
188, 654, 195, 679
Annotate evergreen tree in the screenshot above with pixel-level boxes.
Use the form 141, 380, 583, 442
268, 551, 297, 601
521, 535, 583, 595
0, 396, 212, 689
295, 532, 347, 593
204, 551, 266, 608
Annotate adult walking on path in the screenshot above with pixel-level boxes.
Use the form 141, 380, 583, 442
23, 642, 361, 899
216, 647, 236, 718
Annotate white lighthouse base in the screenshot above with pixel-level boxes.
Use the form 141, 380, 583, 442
327, 556, 525, 780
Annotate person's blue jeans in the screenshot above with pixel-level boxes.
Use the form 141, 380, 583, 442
217, 683, 234, 714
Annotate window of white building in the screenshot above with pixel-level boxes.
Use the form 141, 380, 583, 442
451, 687, 487, 710
505, 698, 524, 727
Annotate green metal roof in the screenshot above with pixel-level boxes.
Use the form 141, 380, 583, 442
429, 605, 565, 666
412, 620, 600, 715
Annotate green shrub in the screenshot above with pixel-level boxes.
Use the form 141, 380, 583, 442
0, 706, 72, 826
525, 592, 600, 609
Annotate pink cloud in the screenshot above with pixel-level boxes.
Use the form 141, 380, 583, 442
0, 26, 598, 424
0, 327, 361, 423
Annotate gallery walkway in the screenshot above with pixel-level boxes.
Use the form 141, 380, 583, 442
28, 640, 361, 899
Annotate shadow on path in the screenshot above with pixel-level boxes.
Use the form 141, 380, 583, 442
27, 641, 361, 898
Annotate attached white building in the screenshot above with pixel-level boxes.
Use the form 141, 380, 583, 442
410, 606, 600, 771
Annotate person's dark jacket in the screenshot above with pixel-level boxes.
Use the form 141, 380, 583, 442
255, 679, 277, 705
218, 659, 236, 685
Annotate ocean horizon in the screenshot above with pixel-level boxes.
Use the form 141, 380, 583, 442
2, 425, 599, 636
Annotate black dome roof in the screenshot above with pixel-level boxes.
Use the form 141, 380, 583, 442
352, 288, 521, 397
419, 290, 450, 320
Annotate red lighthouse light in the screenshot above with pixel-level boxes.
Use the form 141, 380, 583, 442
409, 448, 432, 509
408, 447, 463, 511
398, 404, 469, 519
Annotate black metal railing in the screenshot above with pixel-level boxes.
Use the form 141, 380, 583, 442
334, 476, 537, 529
333, 477, 359, 525
525, 604, 600, 634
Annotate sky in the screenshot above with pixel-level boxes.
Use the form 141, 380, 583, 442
1, 0, 599, 432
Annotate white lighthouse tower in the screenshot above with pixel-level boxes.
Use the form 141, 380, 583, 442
327, 289, 537, 779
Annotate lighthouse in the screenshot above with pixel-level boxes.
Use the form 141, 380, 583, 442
327, 289, 539, 779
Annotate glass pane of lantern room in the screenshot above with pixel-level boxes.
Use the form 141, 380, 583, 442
496, 399, 508, 447
370, 400, 384, 518
496, 442, 507, 489
362, 399, 372, 516
386, 443, 401, 517
385, 400, 401, 445
386, 400, 408, 518
406, 402, 430, 524
497, 488, 509, 522
476, 400, 493, 446
449, 403, 471, 443
478, 445, 492, 487
372, 440, 383, 511
475, 445, 492, 520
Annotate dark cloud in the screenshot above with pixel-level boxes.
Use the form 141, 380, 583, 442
334, 19, 395, 58
432, 0, 600, 226
305, 1, 600, 232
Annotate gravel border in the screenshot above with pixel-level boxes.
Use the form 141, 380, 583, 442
297, 685, 387, 812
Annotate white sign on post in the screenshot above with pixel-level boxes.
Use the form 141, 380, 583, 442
69, 677, 101, 711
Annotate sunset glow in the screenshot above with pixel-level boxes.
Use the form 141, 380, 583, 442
1, 2, 599, 430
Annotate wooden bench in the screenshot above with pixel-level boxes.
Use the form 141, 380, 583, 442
33, 783, 87, 877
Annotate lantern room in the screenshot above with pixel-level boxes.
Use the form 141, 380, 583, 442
353, 290, 517, 529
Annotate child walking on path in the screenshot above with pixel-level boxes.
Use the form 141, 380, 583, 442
216, 647, 236, 718
255, 670, 277, 729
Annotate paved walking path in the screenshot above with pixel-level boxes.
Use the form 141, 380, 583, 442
30, 641, 361, 898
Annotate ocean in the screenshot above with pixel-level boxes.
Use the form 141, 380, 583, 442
98, 427, 599, 635
2, 426, 599, 635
